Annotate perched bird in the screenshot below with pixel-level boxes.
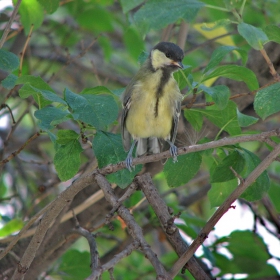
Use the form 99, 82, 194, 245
121, 42, 184, 171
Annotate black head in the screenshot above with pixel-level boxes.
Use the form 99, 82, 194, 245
150, 42, 184, 71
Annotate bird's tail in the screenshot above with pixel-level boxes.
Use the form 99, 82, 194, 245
136, 137, 161, 157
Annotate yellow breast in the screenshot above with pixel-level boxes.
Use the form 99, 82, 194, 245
125, 72, 181, 140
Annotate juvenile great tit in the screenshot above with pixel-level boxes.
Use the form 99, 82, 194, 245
121, 42, 184, 171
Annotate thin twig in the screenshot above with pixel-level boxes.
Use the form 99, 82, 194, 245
0, 132, 41, 167
169, 143, 280, 277
0, 0, 22, 48
259, 48, 280, 81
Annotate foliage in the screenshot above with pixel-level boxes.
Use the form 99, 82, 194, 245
0, 0, 280, 279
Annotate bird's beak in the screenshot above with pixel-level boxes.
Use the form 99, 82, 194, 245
171, 61, 184, 69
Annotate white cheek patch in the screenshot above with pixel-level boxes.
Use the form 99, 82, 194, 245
151, 49, 171, 70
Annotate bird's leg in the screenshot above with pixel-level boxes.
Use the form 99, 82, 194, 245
166, 140, 178, 163
125, 140, 138, 171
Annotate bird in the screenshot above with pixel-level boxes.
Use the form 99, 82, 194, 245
121, 41, 184, 171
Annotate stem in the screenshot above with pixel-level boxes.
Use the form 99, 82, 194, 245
204, 4, 230, 12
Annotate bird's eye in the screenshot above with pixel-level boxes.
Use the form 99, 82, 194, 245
166, 52, 171, 58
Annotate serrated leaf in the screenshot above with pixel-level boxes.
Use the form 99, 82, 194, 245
54, 139, 83, 181
64, 88, 118, 129
254, 82, 280, 119
237, 109, 258, 127
202, 65, 259, 91
164, 152, 202, 187
238, 22, 269, 50
1, 74, 17, 89
208, 179, 237, 208
56, 130, 79, 145
184, 109, 203, 131
0, 50, 19, 72
0, 219, 24, 237
211, 150, 245, 183
37, 0, 59, 14
16, 75, 56, 108
15, 0, 44, 34
204, 46, 247, 74
34, 107, 70, 130
265, 25, 280, 44
120, 0, 144, 13
194, 101, 241, 136
92, 131, 141, 188
240, 148, 270, 201
133, 0, 204, 33
199, 85, 230, 110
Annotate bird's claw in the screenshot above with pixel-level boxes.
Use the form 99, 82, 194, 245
169, 144, 178, 163
125, 155, 134, 172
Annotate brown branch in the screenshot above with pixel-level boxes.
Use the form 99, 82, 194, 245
72, 212, 99, 273
0, 0, 22, 48
177, 21, 189, 50
94, 173, 170, 279
0, 132, 41, 167
169, 143, 280, 278
99, 129, 280, 176
137, 173, 212, 280
87, 241, 140, 280
19, 24, 34, 77
183, 80, 278, 109
260, 48, 280, 81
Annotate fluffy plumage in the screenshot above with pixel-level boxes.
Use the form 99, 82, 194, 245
121, 42, 184, 170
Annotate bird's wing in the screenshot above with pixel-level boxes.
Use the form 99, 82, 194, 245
121, 85, 133, 152
170, 97, 182, 144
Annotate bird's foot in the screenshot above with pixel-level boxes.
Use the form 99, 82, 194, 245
125, 155, 134, 172
169, 143, 178, 163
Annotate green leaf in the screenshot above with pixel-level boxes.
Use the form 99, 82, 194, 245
240, 148, 270, 201
80, 86, 115, 96
202, 65, 259, 91
194, 101, 241, 136
164, 152, 202, 187
199, 85, 230, 110
238, 22, 269, 50
15, 0, 44, 34
37, 0, 59, 14
92, 131, 141, 188
59, 249, 91, 280
16, 75, 56, 108
208, 179, 237, 208
120, 0, 144, 13
204, 46, 247, 74
54, 139, 83, 181
0, 219, 24, 237
0, 50, 19, 72
30, 86, 67, 105
64, 88, 118, 129
124, 26, 145, 60
35, 107, 70, 130
211, 150, 245, 183
174, 67, 193, 90
227, 231, 271, 274
76, 7, 113, 32
254, 82, 280, 120
1, 74, 18, 89
134, 0, 204, 33
237, 109, 258, 127
268, 182, 280, 212
184, 109, 203, 131
265, 24, 280, 44
56, 130, 79, 145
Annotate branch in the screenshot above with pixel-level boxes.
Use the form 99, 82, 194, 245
87, 241, 140, 280
137, 173, 212, 280
99, 129, 280, 175
0, 0, 22, 48
72, 212, 99, 273
169, 143, 280, 278
94, 173, 171, 279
